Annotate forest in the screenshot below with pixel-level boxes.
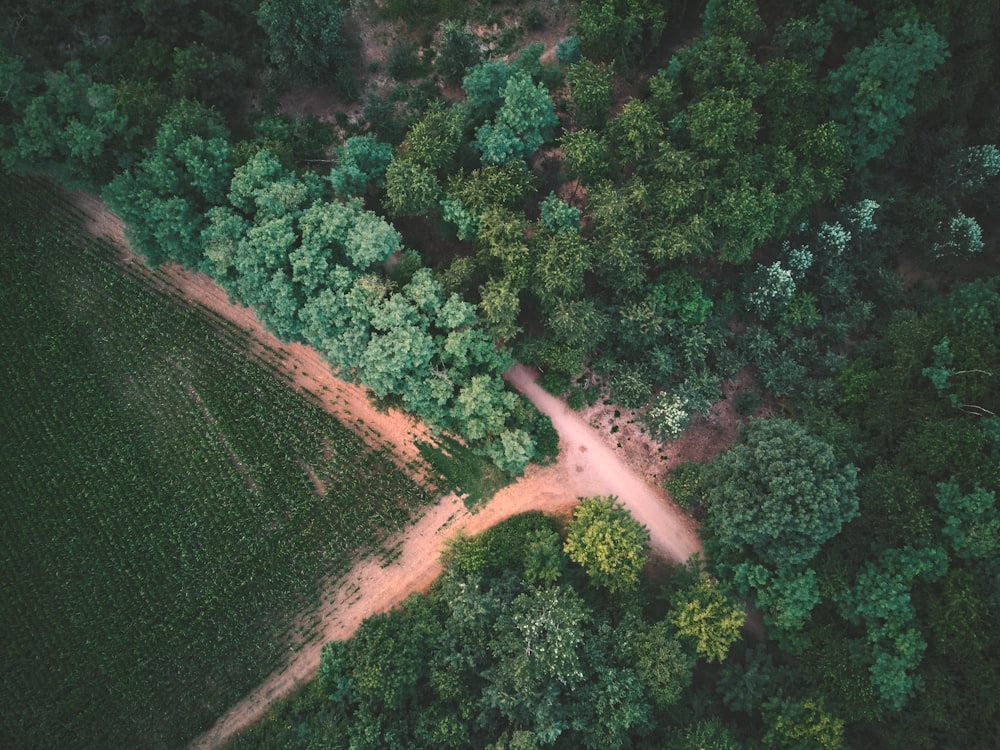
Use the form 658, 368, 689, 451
1, 0, 999, 747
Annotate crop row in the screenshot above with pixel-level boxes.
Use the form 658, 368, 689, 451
0, 173, 436, 749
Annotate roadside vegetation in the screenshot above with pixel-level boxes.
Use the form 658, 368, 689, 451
1, 0, 999, 748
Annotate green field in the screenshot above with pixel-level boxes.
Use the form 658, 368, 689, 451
0, 173, 437, 749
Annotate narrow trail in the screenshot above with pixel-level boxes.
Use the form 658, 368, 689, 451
64, 187, 703, 749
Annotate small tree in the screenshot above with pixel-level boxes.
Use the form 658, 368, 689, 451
566, 59, 613, 129
436, 21, 480, 83
474, 72, 558, 165
667, 575, 745, 663
563, 496, 650, 593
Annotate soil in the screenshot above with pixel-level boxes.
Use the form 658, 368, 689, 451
68, 188, 742, 749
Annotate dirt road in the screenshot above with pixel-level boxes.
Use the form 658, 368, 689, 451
64, 187, 703, 749
189, 364, 703, 750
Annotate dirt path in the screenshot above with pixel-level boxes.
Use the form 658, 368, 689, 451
188, 366, 703, 749
65, 188, 703, 748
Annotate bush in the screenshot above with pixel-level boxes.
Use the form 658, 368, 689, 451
665, 462, 708, 513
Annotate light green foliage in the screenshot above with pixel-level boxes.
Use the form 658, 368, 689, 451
828, 21, 949, 166
563, 496, 650, 593
668, 718, 744, 750
559, 128, 610, 182
484, 428, 537, 475
447, 161, 536, 215
667, 575, 745, 663
344, 208, 402, 268
609, 98, 663, 163
630, 621, 695, 708
703, 0, 765, 42
384, 157, 442, 217
330, 135, 393, 199
450, 373, 518, 442
348, 602, 433, 708
703, 418, 859, 567
256, 0, 347, 82
478, 275, 522, 341
762, 696, 845, 750
533, 231, 590, 300
566, 59, 613, 128
646, 392, 693, 442
686, 87, 759, 158
474, 72, 558, 165
399, 104, 469, 172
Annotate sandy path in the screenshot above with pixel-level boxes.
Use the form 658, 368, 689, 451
64, 187, 702, 748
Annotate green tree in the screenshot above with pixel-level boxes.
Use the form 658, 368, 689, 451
560, 128, 610, 183
104, 100, 233, 267
668, 718, 744, 750
667, 575, 745, 663
5, 60, 130, 183
384, 157, 441, 217
256, 0, 351, 83
523, 528, 566, 585
398, 104, 469, 173
329, 134, 393, 199
566, 59, 613, 129
838, 545, 948, 710
685, 87, 759, 158
629, 620, 695, 708
827, 21, 949, 167
702, 418, 860, 567
474, 72, 558, 165
483, 585, 591, 742
577, 0, 666, 68
762, 695, 845, 750
563, 496, 650, 593
435, 21, 480, 83
348, 596, 438, 709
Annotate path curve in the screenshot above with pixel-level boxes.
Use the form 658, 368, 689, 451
188, 366, 704, 748
504, 364, 703, 563
62, 186, 702, 749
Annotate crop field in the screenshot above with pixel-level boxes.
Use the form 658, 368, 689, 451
0, 173, 437, 749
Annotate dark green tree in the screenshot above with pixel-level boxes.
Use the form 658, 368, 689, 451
827, 21, 948, 167
702, 418, 859, 568
256, 0, 352, 84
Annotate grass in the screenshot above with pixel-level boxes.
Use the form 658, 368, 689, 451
0, 173, 438, 749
